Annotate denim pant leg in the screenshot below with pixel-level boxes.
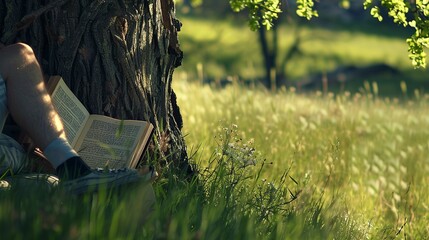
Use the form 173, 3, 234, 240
0, 74, 8, 130
0, 74, 27, 174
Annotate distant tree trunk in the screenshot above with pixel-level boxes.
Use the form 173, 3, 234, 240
0, 0, 192, 174
257, 21, 275, 90
257, 5, 301, 90
257, 9, 281, 90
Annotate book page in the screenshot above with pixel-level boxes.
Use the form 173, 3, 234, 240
50, 78, 89, 146
73, 115, 150, 169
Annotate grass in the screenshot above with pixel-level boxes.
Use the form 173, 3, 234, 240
1, 79, 428, 239
174, 78, 429, 239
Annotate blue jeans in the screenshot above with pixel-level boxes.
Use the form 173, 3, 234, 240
0, 74, 27, 175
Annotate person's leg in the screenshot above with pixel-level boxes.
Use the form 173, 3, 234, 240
0, 43, 90, 178
0, 45, 33, 175
0, 43, 64, 148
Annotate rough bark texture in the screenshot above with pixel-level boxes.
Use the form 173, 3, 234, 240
0, 0, 191, 174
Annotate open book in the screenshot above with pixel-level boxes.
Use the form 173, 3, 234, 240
47, 76, 154, 169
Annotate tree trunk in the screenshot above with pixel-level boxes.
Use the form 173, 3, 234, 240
0, 0, 192, 174
257, 9, 280, 90
256, 1, 292, 90
257, 24, 274, 90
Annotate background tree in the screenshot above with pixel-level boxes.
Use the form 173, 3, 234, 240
230, 0, 429, 69
0, 0, 193, 174
224, 0, 429, 89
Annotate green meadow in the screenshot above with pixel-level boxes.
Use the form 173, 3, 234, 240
1, 15, 429, 239
2, 80, 428, 239
174, 15, 429, 238
174, 78, 429, 239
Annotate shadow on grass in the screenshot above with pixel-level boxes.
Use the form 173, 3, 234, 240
0, 176, 155, 239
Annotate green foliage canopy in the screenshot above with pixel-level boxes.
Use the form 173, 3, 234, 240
226, 0, 429, 68
229, 0, 281, 30
363, 0, 429, 68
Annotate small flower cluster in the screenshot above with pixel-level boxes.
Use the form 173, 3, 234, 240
201, 123, 300, 224
224, 140, 257, 168
217, 124, 258, 169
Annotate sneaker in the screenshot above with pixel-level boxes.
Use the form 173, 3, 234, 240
61, 168, 143, 194
2, 174, 59, 192
0, 179, 10, 190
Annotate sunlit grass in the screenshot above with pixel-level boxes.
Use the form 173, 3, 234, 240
174, 77, 429, 238
1, 79, 427, 238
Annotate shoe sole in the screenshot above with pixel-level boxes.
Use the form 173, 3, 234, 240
62, 171, 142, 194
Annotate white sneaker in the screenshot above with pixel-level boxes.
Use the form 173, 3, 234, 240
61, 168, 143, 194
0, 179, 10, 190
2, 174, 59, 191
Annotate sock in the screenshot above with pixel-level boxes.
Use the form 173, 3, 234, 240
44, 137, 91, 179
44, 137, 78, 168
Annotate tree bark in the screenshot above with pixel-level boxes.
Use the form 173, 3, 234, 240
257, 22, 274, 90
0, 0, 192, 174
257, 9, 280, 90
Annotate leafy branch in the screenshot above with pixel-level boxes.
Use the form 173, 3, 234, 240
363, 0, 429, 68
229, 0, 282, 30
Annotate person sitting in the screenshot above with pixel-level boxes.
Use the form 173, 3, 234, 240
0, 42, 146, 193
